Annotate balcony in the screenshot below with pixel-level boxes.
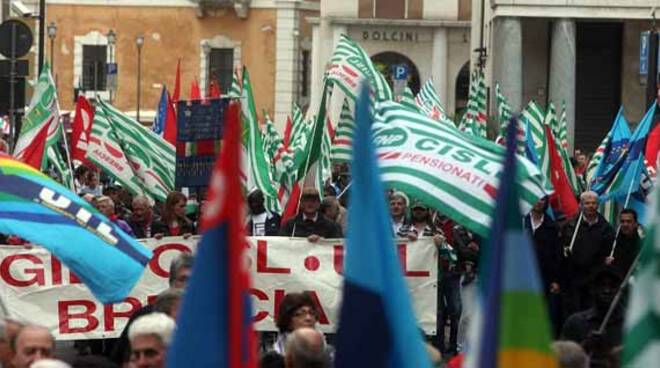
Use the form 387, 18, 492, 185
190, 0, 250, 19
490, 0, 659, 20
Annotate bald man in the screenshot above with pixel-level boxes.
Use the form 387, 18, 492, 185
11, 325, 54, 368
285, 328, 329, 368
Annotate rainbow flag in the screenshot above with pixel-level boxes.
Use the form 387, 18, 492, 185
465, 119, 558, 368
0, 154, 152, 303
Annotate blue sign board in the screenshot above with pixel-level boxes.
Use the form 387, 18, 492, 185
640, 32, 649, 76
392, 64, 409, 80
107, 62, 118, 75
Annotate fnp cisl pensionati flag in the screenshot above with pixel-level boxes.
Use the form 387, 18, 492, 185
372, 102, 549, 237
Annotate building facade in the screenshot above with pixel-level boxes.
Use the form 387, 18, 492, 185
476, 0, 656, 152
310, 0, 472, 119
11, 0, 318, 125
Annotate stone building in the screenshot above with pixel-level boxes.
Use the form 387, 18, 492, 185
475, 0, 656, 152
309, 0, 472, 120
9, 0, 319, 124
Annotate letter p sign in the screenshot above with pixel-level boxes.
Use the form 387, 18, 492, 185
392, 64, 408, 81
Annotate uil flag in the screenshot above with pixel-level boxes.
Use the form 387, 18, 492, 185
167, 102, 257, 368
70, 96, 94, 166
335, 85, 431, 368
0, 154, 152, 303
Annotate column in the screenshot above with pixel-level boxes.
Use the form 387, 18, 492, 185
549, 18, 576, 152
492, 17, 523, 112
432, 28, 448, 107
274, 1, 299, 128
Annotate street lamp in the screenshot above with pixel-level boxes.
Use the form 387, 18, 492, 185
47, 22, 56, 69
106, 29, 116, 104
136, 34, 144, 122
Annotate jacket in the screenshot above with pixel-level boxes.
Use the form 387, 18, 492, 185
280, 213, 343, 238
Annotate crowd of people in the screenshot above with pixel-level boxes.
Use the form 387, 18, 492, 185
0, 146, 646, 368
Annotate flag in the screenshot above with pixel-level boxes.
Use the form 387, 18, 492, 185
0, 154, 152, 303
644, 122, 660, 180
240, 67, 281, 214
0, 116, 9, 136
334, 84, 431, 368
227, 67, 242, 98
93, 98, 176, 202
589, 107, 631, 194
153, 86, 169, 134
601, 103, 657, 224
544, 125, 579, 219
465, 119, 558, 368
167, 102, 257, 368
326, 34, 393, 102
70, 96, 94, 166
86, 103, 147, 197
623, 173, 660, 367
415, 80, 455, 127
282, 115, 293, 148
520, 101, 552, 190
556, 102, 581, 195
399, 86, 421, 113
190, 79, 202, 100
208, 78, 222, 98
163, 92, 178, 146
13, 63, 60, 169
331, 98, 355, 163
459, 70, 487, 138
373, 101, 549, 237
46, 145, 74, 191
172, 59, 181, 102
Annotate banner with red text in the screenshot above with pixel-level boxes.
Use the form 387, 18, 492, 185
0, 236, 438, 340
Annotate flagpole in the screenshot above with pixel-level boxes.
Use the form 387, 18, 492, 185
596, 249, 643, 335
290, 82, 329, 237
337, 181, 352, 200
59, 120, 76, 192
565, 210, 583, 256
607, 157, 643, 258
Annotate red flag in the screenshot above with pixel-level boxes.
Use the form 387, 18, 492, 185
545, 125, 578, 218
163, 92, 177, 146
19, 123, 50, 169
167, 102, 257, 367
282, 116, 293, 148
646, 122, 660, 169
70, 96, 95, 166
208, 78, 222, 98
172, 59, 181, 102
280, 182, 301, 226
326, 117, 335, 142
190, 79, 201, 100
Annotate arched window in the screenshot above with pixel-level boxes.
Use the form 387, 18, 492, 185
454, 62, 470, 116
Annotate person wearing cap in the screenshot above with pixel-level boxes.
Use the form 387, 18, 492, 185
246, 189, 281, 236
280, 187, 343, 242
561, 266, 625, 366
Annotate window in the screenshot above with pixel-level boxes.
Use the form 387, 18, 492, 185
208, 48, 234, 94
82, 45, 107, 91
301, 50, 311, 98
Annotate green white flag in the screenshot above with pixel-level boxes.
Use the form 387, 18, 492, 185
415, 79, 455, 127
459, 70, 487, 138
96, 98, 175, 202
46, 145, 74, 191
14, 63, 61, 169
373, 101, 549, 237
330, 98, 355, 163
228, 68, 242, 98
240, 67, 281, 214
326, 34, 393, 102
86, 105, 146, 197
557, 102, 581, 195
398, 87, 421, 113
623, 179, 660, 367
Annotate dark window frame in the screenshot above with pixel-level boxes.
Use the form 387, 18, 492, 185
82, 45, 107, 91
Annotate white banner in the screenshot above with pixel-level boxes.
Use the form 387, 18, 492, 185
0, 236, 438, 340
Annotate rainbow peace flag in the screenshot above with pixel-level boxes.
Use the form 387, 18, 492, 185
465, 120, 558, 368
0, 154, 152, 303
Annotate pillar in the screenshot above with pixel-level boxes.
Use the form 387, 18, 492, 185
493, 17, 523, 113
549, 18, 576, 152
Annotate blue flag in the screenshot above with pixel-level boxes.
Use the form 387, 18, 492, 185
334, 85, 431, 368
601, 103, 657, 224
0, 154, 152, 304
590, 107, 631, 194
153, 86, 168, 134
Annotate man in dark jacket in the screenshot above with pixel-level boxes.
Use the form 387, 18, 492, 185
524, 197, 562, 335
280, 187, 343, 241
561, 191, 615, 318
605, 208, 642, 278
246, 189, 281, 236
128, 196, 158, 238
